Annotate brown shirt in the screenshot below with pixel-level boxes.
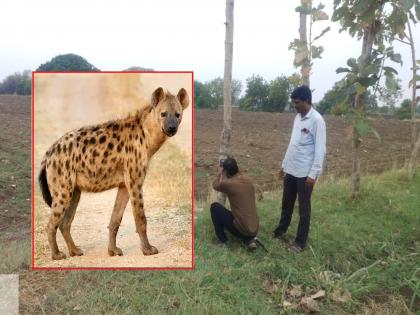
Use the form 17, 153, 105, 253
212, 173, 259, 236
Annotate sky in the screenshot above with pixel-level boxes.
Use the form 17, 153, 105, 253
1, 0, 419, 103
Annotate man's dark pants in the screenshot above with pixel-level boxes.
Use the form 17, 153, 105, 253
210, 202, 254, 244
273, 173, 313, 248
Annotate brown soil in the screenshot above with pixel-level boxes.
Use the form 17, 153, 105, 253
0, 95, 31, 242
194, 108, 420, 199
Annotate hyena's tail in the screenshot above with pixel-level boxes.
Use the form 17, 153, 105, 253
39, 165, 52, 207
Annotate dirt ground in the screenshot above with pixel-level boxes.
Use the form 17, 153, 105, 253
33, 74, 193, 268
194, 108, 420, 199
0, 95, 31, 243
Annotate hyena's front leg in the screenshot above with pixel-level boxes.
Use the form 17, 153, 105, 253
107, 185, 129, 256
125, 175, 158, 256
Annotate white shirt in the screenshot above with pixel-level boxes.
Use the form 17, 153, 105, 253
281, 107, 326, 179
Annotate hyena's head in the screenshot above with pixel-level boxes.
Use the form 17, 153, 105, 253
151, 87, 189, 137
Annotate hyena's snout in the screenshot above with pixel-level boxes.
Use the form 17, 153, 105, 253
164, 117, 179, 137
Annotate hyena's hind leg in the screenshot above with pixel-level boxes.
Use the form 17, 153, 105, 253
107, 185, 129, 256
47, 187, 75, 260
59, 187, 83, 257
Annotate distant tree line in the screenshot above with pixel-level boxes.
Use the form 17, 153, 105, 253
0, 70, 31, 95
0, 53, 154, 96
195, 74, 415, 119
195, 73, 301, 112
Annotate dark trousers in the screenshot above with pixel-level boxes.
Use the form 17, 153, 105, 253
210, 202, 254, 244
273, 174, 313, 248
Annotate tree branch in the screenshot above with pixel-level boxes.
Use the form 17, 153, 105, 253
394, 37, 410, 45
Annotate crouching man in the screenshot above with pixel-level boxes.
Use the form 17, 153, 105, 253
210, 157, 259, 250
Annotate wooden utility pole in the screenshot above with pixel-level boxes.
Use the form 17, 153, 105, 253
407, 20, 419, 178
217, 0, 234, 204
299, 0, 311, 86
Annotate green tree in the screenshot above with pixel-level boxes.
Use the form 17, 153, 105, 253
207, 78, 224, 107
37, 53, 98, 71
332, 0, 406, 198
194, 78, 242, 109
378, 77, 403, 108
265, 76, 292, 112
317, 82, 345, 114
396, 98, 411, 120
240, 74, 269, 111
0, 70, 31, 95
123, 66, 154, 71
231, 79, 242, 105
195, 82, 214, 109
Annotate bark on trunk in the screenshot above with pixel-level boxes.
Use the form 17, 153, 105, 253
351, 23, 376, 199
407, 20, 418, 178
217, 0, 234, 204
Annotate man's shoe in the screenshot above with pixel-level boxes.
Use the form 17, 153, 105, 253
244, 238, 257, 250
273, 231, 286, 240
289, 243, 304, 253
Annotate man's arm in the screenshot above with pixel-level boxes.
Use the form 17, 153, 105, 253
308, 117, 326, 181
212, 165, 227, 192
279, 116, 298, 177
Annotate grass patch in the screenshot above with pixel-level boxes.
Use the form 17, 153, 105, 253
0, 240, 31, 273
145, 141, 192, 208
21, 169, 420, 314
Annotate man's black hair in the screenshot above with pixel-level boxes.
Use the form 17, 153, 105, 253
220, 157, 238, 176
291, 85, 312, 105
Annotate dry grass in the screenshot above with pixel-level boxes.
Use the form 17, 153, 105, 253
145, 141, 192, 209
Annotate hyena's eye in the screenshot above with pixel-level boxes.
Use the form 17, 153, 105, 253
175, 112, 180, 118
160, 112, 167, 118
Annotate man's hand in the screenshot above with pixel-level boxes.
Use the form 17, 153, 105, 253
305, 177, 316, 188
276, 169, 285, 181
216, 164, 223, 177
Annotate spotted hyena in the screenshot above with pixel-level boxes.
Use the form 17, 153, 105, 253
38, 87, 189, 260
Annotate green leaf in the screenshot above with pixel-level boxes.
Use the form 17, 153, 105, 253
313, 27, 331, 42
294, 49, 310, 67
311, 45, 324, 59
363, 64, 379, 76
389, 52, 403, 65
336, 67, 350, 73
401, 0, 415, 11
354, 82, 366, 95
313, 10, 329, 21
408, 74, 420, 87
355, 120, 371, 135
295, 5, 312, 14
347, 58, 357, 67
358, 76, 377, 87
416, 2, 420, 20
383, 66, 398, 75
385, 73, 400, 90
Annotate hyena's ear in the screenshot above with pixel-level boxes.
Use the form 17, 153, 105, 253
151, 87, 165, 107
177, 88, 189, 110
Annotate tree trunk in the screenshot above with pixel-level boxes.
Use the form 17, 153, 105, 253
407, 20, 418, 178
217, 0, 234, 204
299, 0, 311, 86
351, 23, 376, 199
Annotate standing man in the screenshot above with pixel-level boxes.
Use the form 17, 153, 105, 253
273, 86, 326, 252
211, 157, 259, 250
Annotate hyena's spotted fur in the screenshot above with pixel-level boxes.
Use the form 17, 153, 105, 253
38, 87, 189, 260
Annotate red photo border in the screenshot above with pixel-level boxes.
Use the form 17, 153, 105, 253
31, 71, 194, 271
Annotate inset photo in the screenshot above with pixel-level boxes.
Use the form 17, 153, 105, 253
32, 72, 193, 269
